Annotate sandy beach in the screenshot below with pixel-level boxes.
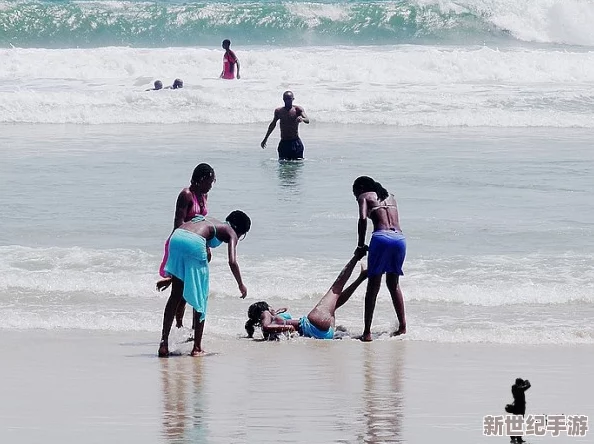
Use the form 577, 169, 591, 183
1, 330, 591, 444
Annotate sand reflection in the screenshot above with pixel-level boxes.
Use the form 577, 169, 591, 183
361, 343, 405, 444
160, 358, 208, 444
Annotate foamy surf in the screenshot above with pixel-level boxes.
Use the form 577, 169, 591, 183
1, 46, 594, 126
1, 245, 593, 343
1, 245, 591, 305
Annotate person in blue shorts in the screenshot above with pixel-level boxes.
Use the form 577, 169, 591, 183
353, 176, 407, 341
245, 248, 368, 340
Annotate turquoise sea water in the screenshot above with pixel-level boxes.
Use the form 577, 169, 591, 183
0, 0, 545, 47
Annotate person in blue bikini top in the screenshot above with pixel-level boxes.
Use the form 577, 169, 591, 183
158, 210, 251, 357
245, 248, 368, 340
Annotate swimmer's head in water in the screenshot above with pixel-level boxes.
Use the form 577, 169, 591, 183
191, 163, 216, 193
172, 78, 183, 89
352, 176, 389, 201
245, 301, 270, 337
283, 90, 294, 106
222, 39, 231, 49
226, 210, 251, 239
154, 80, 163, 90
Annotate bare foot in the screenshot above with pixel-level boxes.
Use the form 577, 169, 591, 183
158, 341, 169, 358
190, 347, 206, 357
359, 333, 373, 342
391, 326, 406, 336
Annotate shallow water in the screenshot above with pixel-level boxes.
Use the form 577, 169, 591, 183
1, 124, 592, 344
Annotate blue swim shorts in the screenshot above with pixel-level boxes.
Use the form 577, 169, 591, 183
299, 316, 334, 340
368, 230, 406, 277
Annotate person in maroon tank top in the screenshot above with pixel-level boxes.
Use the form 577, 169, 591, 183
220, 39, 240, 80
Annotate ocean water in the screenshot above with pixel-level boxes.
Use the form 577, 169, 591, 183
1, 124, 592, 345
0, 0, 593, 345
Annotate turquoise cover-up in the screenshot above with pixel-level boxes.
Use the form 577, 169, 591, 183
164, 229, 210, 321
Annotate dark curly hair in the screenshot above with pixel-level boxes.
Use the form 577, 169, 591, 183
191, 163, 215, 185
352, 175, 389, 201
172, 78, 184, 89
226, 210, 251, 238
245, 301, 270, 338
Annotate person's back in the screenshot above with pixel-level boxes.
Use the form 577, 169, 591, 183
353, 175, 407, 341
363, 192, 401, 233
158, 210, 251, 357
178, 217, 224, 246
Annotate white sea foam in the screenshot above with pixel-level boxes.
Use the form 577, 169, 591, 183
2, 308, 593, 345
480, 0, 594, 46
1, 46, 593, 126
1, 246, 591, 304
1, 245, 592, 343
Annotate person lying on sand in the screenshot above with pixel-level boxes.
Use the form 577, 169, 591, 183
245, 248, 368, 340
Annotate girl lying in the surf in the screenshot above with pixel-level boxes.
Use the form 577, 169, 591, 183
245, 248, 368, 340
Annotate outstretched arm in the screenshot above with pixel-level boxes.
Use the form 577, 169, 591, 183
357, 195, 368, 247
261, 111, 279, 148
261, 311, 297, 334
227, 234, 247, 298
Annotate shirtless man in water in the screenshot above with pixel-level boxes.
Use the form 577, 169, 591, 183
260, 91, 309, 160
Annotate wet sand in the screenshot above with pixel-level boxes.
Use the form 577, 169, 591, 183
1, 330, 592, 444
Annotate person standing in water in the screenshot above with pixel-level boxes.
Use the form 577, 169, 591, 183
220, 39, 240, 80
352, 176, 407, 342
158, 164, 216, 328
260, 91, 309, 160
158, 211, 251, 357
